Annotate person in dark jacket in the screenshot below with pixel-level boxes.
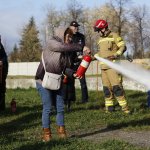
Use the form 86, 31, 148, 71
35, 27, 89, 142
0, 36, 8, 111
62, 27, 76, 112
69, 21, 89, 103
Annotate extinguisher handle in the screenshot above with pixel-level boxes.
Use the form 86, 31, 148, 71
77, 55, 83, 59
73, 73, 82, 79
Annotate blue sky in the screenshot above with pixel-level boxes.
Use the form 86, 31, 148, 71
0, 0, 149, 52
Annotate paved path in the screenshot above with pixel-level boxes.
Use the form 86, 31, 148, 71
71, 127, 150, 148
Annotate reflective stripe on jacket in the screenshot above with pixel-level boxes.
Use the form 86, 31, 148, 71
97, 32, 126, 69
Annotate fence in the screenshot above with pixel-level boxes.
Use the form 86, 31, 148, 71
7, 59, 150, 91
8, 62, 40, 76
8, 61, 101, 76
8, 59, 150, 76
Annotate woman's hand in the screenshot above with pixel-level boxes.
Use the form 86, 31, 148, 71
83, 46, 91, 55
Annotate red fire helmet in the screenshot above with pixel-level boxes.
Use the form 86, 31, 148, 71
93, 19, 108, 32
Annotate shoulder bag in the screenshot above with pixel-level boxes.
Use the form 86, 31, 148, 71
42, 52, 62, 90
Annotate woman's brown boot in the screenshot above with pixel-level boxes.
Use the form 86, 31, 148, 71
42, 128, 52, 142
57, 126, 67, 138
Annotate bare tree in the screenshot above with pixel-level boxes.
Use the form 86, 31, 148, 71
43, 3, 68, 45
91, 0, 131, 37
46, 5, 60, 36
108, 0, 131, 36
127, 23, 141, 58
130, 5, 150, 58
40, 0, 150, 60
67, 0, 83, 21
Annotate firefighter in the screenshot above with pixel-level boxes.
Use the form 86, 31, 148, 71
93, 19, 130, 114
0, 36, 8, 111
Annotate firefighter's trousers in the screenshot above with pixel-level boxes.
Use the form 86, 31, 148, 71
101, 68, 128, 111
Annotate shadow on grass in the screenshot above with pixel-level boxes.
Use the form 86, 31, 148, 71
68, 105, 103, 112
14, 139, 71, 150
126, 91, 146, 99
107, 116, 150, 129
64, 101, 105, 113
0, 105, 41, 117
0, 105, 42, 144
70, 116, 150, 139
0, 111, 41, 133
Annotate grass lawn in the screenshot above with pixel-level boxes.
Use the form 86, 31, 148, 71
0, 88, 150, 150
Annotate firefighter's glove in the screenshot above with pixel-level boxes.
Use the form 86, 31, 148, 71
126, 55, 133, 62
107, 55, 117, 61
93, 53, 99, 60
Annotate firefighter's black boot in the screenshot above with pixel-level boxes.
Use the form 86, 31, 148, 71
105, 106, 114, 113
122, 106, 130, 114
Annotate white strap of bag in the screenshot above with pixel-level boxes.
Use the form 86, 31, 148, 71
42, 52, 47, 72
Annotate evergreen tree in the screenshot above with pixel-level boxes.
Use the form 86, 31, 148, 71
19, 17, 42, 62
9, 44, 19, 62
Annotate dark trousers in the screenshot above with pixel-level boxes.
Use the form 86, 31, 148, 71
0, 93, 5, 111
63, 78, 76, 110
0, 81, 6, 111
79, 75, 88, 103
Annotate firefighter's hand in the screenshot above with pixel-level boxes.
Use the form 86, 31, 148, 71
107, 55, 117, 60
93, 54, 99, 60
94, 53, 100, 58
73, 73, 82, 79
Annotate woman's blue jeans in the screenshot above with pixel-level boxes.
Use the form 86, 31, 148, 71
36, 82, 64, 128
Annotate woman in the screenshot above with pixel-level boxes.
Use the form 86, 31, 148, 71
35, 27, 88, 142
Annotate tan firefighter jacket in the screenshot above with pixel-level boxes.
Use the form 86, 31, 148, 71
96, 31, 126, 69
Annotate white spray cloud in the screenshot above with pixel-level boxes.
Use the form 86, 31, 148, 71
94, 55, 150, 90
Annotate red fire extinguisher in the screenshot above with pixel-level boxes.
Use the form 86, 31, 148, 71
75, 55, 92, 78
11, 98, 16, 113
